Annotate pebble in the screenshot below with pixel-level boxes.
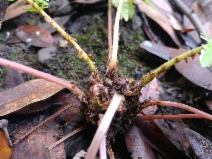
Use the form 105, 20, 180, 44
38, 46, 57, 63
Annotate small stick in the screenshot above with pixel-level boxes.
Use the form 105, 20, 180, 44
13, 105, 73, 145
48, 126, 84, 150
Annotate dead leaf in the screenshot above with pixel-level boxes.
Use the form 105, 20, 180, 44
125, 125, 158, 159
192, 2, 207, 24
151, 0, 173, 14
28, 120, 65, 159
140, 40, 177, 60
136, 120, 189, 159
204, 21, 212, 37
151, 0, 182, 30
3, 68, 24, 89
52, 92, 85, 122
13, 117, 65, 159
0, 130, 12, 159
11, 142, 51, 159
14, 100, 51, 114
140, 78, 159, 115
166, 14, 182, 31
134, 0, 182, 46
171, 49, 212, 91
154, 119, 189, 154
197, 0, 212, 21
0, 79, 64, 116
16, 25, 54, 47
184, 128, 212, 159
4, 0, 31, 22
182, 1, 207, 45
38, 15, 71, 34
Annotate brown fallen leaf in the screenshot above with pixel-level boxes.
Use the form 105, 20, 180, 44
13, 116, 65, 159
125, 125, 158, 159
154, 119, 189, 154
197, 0, 212, 21
52, 92, 85, 122
14, 100, 52, 114
203, 21, 212, 37
11, 142, 51, 159
140, 78, 159, 115
182, 1, 207, 45
0, 79, 64, 116
0, 123, 12, 159
151, 0, 182, 30
4, 0, 31, 22
140, 40, 177, 60
134, 0, 182, 47
38, 15, 71, 34
171, 49, 212, 91
184, 128, 212, 159
16, 25, 54, 47
136, 120, 189, 159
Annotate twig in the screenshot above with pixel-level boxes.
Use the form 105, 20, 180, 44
142, 100, 212, 120
172, 0, 206, 35
0, 58, 85, 96
107, 0, 124, 75
108, 0, 113, 60
48, 126, 84, 150
137, 114, 202, 120
26, 0, 97, 74
85, 94, 123, 159
139, 46, 203, 87
13, 105, 73, 145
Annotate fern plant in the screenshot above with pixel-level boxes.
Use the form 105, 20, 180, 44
200, 33, 212, 67
27, 0, 49, 12
8, 0, 49, 11
1, 0, 212, 158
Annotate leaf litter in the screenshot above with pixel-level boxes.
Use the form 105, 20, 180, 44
2, 0, 212, 158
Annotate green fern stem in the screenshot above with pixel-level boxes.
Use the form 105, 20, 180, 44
26, 0, 97, 74
139, 45, 204, 87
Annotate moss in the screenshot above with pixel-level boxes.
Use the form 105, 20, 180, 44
5, 14, 147, 88
0, 67, 7, 87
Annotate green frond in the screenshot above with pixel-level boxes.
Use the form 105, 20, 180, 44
27, 0, 49, 12
200, 33, 212, 67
